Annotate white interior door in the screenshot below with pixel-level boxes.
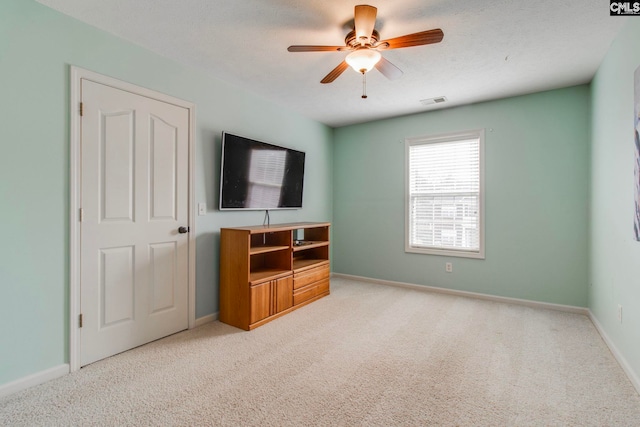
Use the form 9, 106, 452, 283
80, 79, 190, 366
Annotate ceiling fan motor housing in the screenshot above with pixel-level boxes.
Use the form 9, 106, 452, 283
345, 29, 380, 48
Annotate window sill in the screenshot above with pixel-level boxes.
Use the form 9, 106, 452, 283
405, 246, 485, 259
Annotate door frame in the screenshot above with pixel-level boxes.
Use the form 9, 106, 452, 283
69, 66, 196, 372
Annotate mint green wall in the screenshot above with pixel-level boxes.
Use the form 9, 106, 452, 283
333, 87, 590, 306
590, 19, 640, 383
0, 0, 333, 386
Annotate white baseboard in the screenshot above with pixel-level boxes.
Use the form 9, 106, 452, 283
331, 272, 589, 315
0, 364, 69, 399
588, 311, 640, 395
194, 312, 218, 328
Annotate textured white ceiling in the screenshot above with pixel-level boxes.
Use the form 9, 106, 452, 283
37, 0, 626, 127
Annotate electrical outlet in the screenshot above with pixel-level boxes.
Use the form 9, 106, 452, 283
445, 262, 453, 273
617, 304, 622, 323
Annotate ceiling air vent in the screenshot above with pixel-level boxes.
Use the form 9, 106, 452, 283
420, 96, 447, 106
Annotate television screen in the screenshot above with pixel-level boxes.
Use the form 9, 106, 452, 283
219, 132, 305, 210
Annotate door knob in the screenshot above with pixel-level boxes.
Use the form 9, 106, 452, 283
178, 226, 189, 234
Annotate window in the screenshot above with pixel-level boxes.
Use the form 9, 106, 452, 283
405, 129, 485, 258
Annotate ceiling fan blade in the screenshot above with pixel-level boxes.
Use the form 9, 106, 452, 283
375, 56, 403, 80
288, 45, 347, 52
378, 29, 444, 49
354, 5, 377, 45
321, 61, 349, 84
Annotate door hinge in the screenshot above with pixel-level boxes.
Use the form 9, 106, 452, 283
79, 208, 84, 222
79, 102, 84, 116
79, 313, 83, 328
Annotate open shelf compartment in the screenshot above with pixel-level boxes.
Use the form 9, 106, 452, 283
250, 249, 292, 280
292, 225, 330, 251
293, 245, 329, 272
250, 230, 291, 254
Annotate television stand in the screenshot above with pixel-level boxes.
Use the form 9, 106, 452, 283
219, 222, 330, 330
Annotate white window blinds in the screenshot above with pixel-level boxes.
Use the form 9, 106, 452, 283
406, 130, 484, 258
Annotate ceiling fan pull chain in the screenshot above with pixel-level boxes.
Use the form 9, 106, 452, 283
361, 71, 368, 99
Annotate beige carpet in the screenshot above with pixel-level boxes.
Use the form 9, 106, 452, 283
2, 277, 640, 426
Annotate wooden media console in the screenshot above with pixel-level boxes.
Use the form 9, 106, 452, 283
219, 222, 330, 330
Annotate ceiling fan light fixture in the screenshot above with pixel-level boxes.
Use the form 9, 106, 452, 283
345, 49, 381, 73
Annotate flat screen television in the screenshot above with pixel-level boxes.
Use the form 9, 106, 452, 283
219, 132, 306, 210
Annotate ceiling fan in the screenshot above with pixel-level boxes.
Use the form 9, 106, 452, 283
287, 4, 444, 97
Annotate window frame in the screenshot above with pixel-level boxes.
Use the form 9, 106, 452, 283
404, 129, 485, 259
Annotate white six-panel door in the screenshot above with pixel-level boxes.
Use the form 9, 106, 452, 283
80, 79, 190, 366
